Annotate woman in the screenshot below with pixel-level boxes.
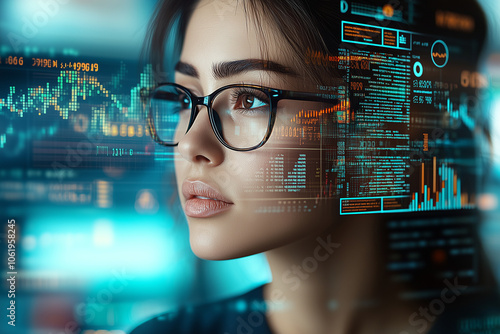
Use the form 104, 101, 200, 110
131, 0, 492, 333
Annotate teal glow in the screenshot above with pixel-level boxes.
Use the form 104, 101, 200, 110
20, 208, 182, 277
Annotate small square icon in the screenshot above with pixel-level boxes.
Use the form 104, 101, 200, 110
398, 32, 411, 49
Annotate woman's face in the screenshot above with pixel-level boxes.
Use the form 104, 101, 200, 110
174, 0, 336, 260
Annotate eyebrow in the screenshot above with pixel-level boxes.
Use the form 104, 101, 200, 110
175, 59, 297, 80
175, 61, 199, 78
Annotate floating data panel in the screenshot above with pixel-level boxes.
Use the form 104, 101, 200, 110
326, 0, 487, 215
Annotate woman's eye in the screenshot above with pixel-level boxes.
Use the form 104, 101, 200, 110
178, 94, 190, 109
238, 94, 268, 110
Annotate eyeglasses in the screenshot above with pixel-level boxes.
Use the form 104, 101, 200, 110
141, 83, 339, 151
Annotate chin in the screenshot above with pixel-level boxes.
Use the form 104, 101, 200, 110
188, 230, 265, 261
189, 238, 250, 261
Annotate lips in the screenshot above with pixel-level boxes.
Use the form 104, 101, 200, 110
182, 180, 234, 218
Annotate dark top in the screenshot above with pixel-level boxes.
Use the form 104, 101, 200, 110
129, 285, 500, 334
129, 285, 273, 334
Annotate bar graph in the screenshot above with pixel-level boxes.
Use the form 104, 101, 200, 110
340, 156, 475, 214
409, 156, 474, 211
289, 98, 351, 125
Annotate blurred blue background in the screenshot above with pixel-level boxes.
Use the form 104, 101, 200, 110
0, 0, 499, 333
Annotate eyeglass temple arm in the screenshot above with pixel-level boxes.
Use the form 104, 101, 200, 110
280, 90, 339, 105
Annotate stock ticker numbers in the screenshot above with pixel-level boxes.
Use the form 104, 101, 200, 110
2, 56, 24, 66
0, 52, 155, 172
0, 55, 99, 72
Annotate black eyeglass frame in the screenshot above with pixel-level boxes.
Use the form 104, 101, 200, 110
141, 82, 339, 152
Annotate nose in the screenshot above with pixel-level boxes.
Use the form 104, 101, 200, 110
177, 106, 225, 165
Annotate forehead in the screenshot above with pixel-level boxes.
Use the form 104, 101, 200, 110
180, 0, 287, 83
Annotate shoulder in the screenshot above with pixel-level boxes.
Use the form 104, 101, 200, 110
129, 285, 272, 334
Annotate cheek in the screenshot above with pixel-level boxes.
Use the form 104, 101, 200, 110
240, 148, 322, 200
174, 150, 187, 200
238, 103, 329, 201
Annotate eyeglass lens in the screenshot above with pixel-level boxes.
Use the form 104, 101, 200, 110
149, 84, 271, 149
